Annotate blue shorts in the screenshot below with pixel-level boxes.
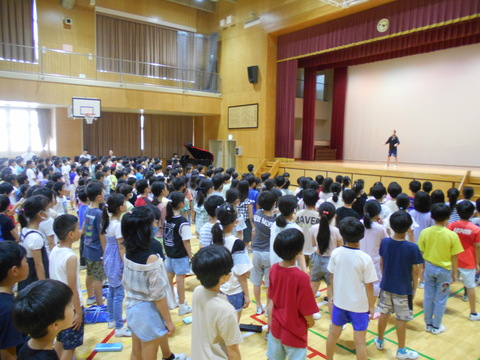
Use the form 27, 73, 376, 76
331, 305, 369, 331
57, 318, 84, 350
126, 301, 168, 342
388, 148, 397, 157
166, 256, 190, 275
267, 332, 307, 360
226, 292, 245, 312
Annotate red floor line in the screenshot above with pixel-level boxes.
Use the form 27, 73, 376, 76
86, 328, 116, 360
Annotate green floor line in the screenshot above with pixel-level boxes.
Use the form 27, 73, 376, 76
367, 337, 435, 360
308, 328, 356, 355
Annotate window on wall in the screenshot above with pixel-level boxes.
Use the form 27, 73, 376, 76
0, 108, 43, 152
0, 0, 38, 63
296, 69, 326, 101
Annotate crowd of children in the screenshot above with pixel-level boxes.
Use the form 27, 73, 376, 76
0, 153, 479, 360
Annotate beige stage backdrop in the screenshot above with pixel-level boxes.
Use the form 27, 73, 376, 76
343, 42, 480, 167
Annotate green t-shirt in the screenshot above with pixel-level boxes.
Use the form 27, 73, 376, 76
418, 225, 463, 270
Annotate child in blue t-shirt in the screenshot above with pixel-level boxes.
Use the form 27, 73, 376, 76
82, 181, 106, 307
374, 211, 424, 360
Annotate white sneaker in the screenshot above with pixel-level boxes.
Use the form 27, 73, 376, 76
115, 327, 132, 337
86, 297, 96, 306
396, 349, 419, 359
393, 164, 397, 168
256, 305, 264, 315
462, 295, 468, 302
315, 291, 321, 298
108, 321, 115, 329
424, 324, 432, 333
418, 282, 425, 289
313, 312, 321, 320
178, 303, 192, 316
166, 354, 187, 360
374, 337, 384, 350
431, 324, 445, 335
469, 313, 480, 321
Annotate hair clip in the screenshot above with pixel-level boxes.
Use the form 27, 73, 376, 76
128, 211, 133, 215
323, 210, 329, 215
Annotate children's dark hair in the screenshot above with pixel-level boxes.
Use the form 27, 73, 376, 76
52, 182, 66, 196
85, 180, 104, 202
261, 172, 271, 182
101, 193, 125, 234
317, 202, 335, 255
307, 180, 320, 192
32, 186, 54, 203
204, 195, 225, 218
225, 188, 240, 205
430, 189, 445, 205
18, 195, 49, 228
172, 177, 185, 191
322, 177, 333, 193
387, 182, 402, 199
447, 188, 460, 211
370, 184, 387, 200
414, 191, 430, 213
212, 174, 223, 191
363, 201, 381, 229
150, 181, 166, 206
457, 200, 475, 220
335, 175, 343, 184
342, 176, 351, 191
212, 204, 238, 246
409, 180, 421, 194
342, 189, 356, 205
422, 181, 433, 194
430, 203, 451, 222
315, 175, 324, 186
276, 195, 297, 228
302, 188, 319, 207
390, 211, 413, 234
135, 179, 149, 195
53, 214, 78, 241
247, 164, 254, 172
396, 193, 410, 211
192, 245, 233, 288
0, 241, 26, 283
274, 175, 285, 188
257, 190, 275, 211
166, 191, 185, 221
273, 228, 304, 261
330, 182, 342, 203
263, 178, 275, 191
338, 217, 365, 243
463, 186, 474, 200
196, 179, 213, 207
0, 182, 14, 195
122, 205, 154, 253
238, 180, 250, 202
353, 180, 364, 196
13, 279, 73, 338
0, 194, 10, 213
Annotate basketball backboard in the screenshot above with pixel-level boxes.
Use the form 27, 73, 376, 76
72, 97, 101, 118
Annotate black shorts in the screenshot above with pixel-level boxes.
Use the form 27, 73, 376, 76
388, 148, 397, 157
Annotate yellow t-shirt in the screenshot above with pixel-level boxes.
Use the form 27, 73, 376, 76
417, 225, 463, 270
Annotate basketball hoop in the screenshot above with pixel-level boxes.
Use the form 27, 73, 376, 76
84, 113, 96, 125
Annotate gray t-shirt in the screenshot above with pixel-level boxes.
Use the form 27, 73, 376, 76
252, 209, 275, 252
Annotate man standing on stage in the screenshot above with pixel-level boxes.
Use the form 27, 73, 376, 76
384, 130, 400, 168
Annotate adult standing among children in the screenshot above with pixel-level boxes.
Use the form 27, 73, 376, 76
384, 130, 400, 168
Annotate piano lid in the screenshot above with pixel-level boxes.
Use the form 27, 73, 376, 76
184, 143, 214, 160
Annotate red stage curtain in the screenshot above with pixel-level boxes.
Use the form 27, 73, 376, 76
331, 67, 347, 160
275, 59, 298, 158
301, 67, 316, 160
278, 0, 480, 61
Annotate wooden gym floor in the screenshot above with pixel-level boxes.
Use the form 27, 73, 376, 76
74, 233, 480, 360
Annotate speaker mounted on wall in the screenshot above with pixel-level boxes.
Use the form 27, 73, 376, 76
247, 65, 259, 84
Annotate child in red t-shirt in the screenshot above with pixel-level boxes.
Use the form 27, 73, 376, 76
267, 228, 318, 359
447, 201, 480, 321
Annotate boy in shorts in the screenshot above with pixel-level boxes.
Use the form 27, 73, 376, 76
267, 228, 318, 359
447, 201, 480, 321
83, 181, 106, 306
191, 246, 243, 360
374, 211, 424, 359
326, 217, 377, 360
418, 203, 463, 335
13, 279, 74, 360
0, 241, 29, 359
251, 190, 276, 315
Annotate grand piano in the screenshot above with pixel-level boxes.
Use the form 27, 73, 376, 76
179, 143, 214, 168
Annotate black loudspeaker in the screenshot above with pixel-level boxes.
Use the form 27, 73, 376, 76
247, 65, 259, 84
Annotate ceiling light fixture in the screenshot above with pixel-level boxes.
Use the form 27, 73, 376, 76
319, 0, 368, 8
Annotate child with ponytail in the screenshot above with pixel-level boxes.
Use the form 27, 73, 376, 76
360, 201, 388, 304
194, 179, 213, 236
18, 195, 50, 291
309, 202, 343, 319
212, 203, 253, 321
101, 193, 130, 337
122, 206, 185, 360
269, 195, 308, 272
326, 182, 344, 210
151, 181, 169, 244
164, 192, 193, 316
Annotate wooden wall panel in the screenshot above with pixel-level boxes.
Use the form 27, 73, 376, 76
55, 107, 83, 158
